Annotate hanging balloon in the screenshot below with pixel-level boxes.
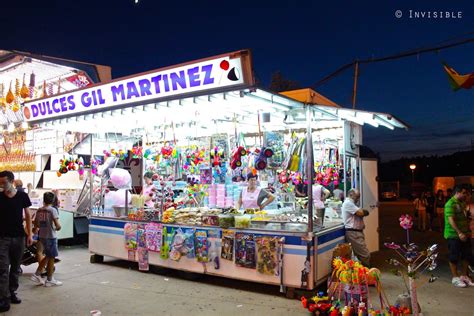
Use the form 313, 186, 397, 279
20, 74, 29, 99
6, 82, 14, 104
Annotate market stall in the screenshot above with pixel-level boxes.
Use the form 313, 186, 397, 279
23, 50, 407, 291
0, 49, 110, 239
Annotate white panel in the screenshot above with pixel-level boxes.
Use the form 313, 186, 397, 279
88, 219, 320, 289
50, 153, 65, 167
43, 170, 85, 189
361, 159, 379, 253
57, 211, 74, 239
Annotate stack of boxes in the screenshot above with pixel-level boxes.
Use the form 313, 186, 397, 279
208, 184, 217, 208
206, 183, 241, 209
216, 184, 226, 208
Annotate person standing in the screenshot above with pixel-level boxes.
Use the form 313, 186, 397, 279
425, 191, 435, 231
342, 189, 370, 267
235, 173, 275, 210
434, 189, 446, 232
0, 171, 33, 312
413, 192, 428, 231
13, 180, 24, 193
31, 192, 62, 286
444, 185, 474, 288
312, 182, 330, 209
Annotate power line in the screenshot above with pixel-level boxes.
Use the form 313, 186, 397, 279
311, 33, 474, 89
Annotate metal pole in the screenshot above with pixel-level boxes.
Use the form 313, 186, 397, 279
352, 61, 359, 109
306, 105, 314, 233
89, 134, 93, 215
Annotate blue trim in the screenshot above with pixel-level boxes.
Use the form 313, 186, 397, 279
317, 229, 345, 244
89, 226, 123, 236
317, 239, 345, 254
89, 219, 311, 246
90, 218, 325, 247
90, 218, 126, 229
283, 248, 314, 256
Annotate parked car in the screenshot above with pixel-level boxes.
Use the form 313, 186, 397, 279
381, 191, 398, 200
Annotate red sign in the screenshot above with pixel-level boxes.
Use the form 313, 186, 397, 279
66, 72, 93, 88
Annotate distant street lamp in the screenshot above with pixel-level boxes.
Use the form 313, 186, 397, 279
409, 164, 416, 184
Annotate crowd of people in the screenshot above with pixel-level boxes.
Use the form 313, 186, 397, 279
342, 184, 473, 288
0, 168, 472, 313
0, 170, 62, 313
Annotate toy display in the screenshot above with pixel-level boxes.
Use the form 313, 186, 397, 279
169, 228, 195, 261
124, 223, 138, 250
137, 225, 147, 248
254, 147, 274, 170
160, 227, 174, 260
145, 222, 162, 252
194, 230, 209, 263
221, 230, 234, 261
138, 248, 149, 271
230, 146, 247, 169
256, 236, 279, 275
235, 233, 256, 269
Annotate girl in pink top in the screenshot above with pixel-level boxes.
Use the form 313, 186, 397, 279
312, 183, 330, 209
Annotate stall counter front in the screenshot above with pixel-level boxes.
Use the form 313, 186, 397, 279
89, 216, 344, 290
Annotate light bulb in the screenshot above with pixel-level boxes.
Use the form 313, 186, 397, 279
7, 123, 15, 133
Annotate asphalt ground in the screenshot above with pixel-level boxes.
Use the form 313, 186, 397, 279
3, 200, 474, 315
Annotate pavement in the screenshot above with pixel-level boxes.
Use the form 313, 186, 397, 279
3, 200, 474, 315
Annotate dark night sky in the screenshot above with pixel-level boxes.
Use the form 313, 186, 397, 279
1, 0, 473, 161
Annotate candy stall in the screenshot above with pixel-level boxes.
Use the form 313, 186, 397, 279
0, 50, 111, 239
22, 50, 407, 291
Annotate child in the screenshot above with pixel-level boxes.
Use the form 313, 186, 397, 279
31, 192, 62, 286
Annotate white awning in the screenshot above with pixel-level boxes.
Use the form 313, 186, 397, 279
37, 88, 408, 135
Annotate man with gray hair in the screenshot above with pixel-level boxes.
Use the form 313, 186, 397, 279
342, 189, 370, 266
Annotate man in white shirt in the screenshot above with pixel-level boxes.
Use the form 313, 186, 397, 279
342, 189, 370, 266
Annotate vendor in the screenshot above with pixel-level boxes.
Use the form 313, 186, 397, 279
313, 182, 330, 209
236, 172, 275, 210
143, 172, 156, 208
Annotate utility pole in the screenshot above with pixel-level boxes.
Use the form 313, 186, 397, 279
351, 61, 359, 109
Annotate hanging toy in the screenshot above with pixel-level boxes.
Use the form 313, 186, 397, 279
20, 74, 30, 99
161, 143, 173, 159
230, 146, 247, 169
29, 72, 36, 98
131, 146, 143, 158
254, 147, 273, 170
77, 157, 85, 176
41, 80, 48, 98
14, 78, 20, 97
90, 158, 101, 175
278, 170, 289, 184
6, 82, 14, 104
210, 146, 225, 167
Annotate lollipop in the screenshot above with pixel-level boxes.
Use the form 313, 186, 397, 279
399, 214, 413, 230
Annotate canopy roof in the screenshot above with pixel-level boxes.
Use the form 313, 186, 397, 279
0, 50, 111, 126
23, 49, 407, 134
37, 87, 407, 137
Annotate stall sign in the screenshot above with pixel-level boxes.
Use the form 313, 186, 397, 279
23, 53, 249, 122
65, 72, 93, 88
